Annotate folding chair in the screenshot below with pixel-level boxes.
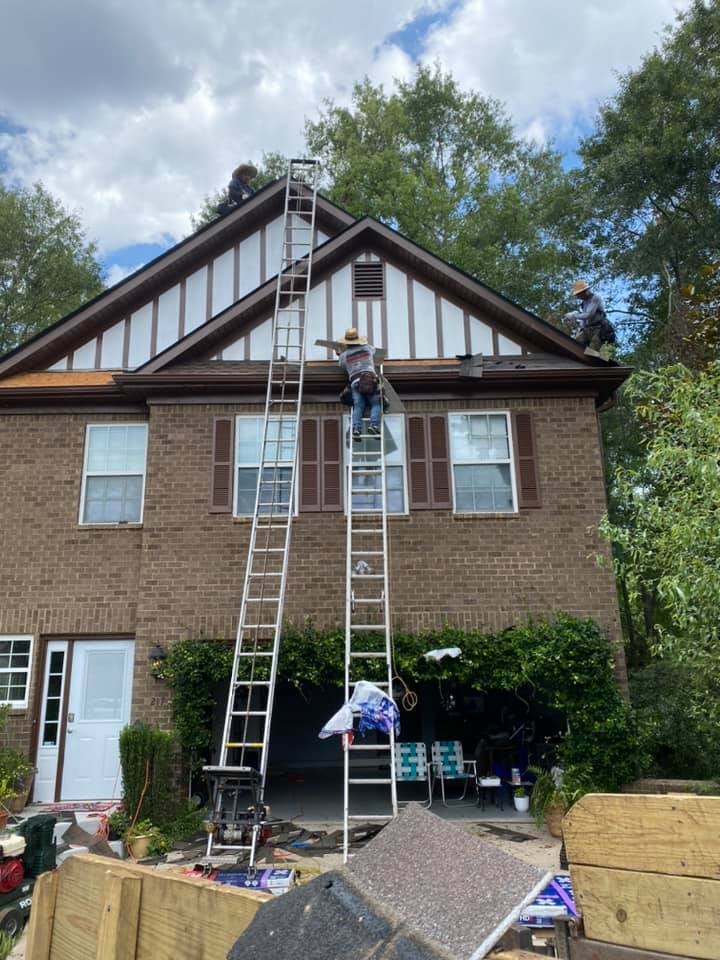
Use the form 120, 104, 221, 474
393, 742, 432, 807
430, 740, 476, 806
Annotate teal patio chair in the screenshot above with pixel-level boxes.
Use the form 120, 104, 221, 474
430, 740, 476, 805
393, 741, 432, 807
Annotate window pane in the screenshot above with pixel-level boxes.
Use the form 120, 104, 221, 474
9, 686, 26, 701
0, 643, 9, 655
266, 419, 296, 462
12, 639, 30, 655
49, 651, 65, 674
450, 414, 509, 461
454, 464, 513, 513
236, 467, 258, 515
386, 465, 404, 513
45, 699, 60, 722
11, 654, 29, 668
81, 650, 126, 721
237, 418, 262, 465
83, 475, 143, 524
87, 425, 147, 473
258, 466, 291, 515
48, 675, 62, 697
42, 722, 58, 746
0, 682, 9, 700
0, 657, 8, 670
86, 425, 109, 471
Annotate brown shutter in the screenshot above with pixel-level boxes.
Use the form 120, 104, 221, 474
321, 416, 342, 511
428, 415, 451, 508
300, 417, 321, 512
209, 417, 234, 513
407, 415, 431, 509
513, 411, 541, 508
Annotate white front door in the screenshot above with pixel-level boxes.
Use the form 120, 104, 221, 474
61, 639, 134, 800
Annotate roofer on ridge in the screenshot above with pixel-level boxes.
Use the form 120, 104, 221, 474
216, 163, 258, 216
564, 279, 616, 352
336, 328, 381, 440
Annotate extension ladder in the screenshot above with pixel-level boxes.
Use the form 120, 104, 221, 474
204, 159, 319, 866
343, 376, 398, 862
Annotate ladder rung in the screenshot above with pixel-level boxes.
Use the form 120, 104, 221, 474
351, 574, 384, 579
352, 469, 382, 475
350, 651, 388, 659
236, 651, 273, 657
242, 624, 277, 630
353, 529, 383, 534
351, 624, 387, 631
245, 597, 281, 602
348, 779, 394, 785
348, 743, 392, 751
248, 572, 282, 577
351, 550, 384, 555
352, 488, 383, 494
353, 598, 384, 604
230, 711, 268, 717
225, 742, 264, 748
235, 681, 271, 686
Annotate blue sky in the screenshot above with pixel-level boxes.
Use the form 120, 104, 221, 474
0, 0, 688, 288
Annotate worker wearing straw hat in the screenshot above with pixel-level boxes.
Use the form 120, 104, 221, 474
336, 328, 381, 440
564, 279, 615, 351
216, 163, 258, 216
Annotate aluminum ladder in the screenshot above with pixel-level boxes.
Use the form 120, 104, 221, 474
342, 374, 398, 862
204, 158, 319, 866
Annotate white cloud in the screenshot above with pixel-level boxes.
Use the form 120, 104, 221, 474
106, 263, 146, 287
0, 0, 691, 256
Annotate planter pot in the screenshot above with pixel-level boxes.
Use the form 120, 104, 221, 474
545, 802, 566, 838
7, 776, 34, 814
127, 835, 152, 860
513, 795, 530, 813
0, 810, 8, 832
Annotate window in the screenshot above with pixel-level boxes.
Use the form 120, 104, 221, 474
235, 416, 296, 516
0, 636, 33, 708
352, 261, 385, 300
449, 413, 516, 513
41, 649, 65, 746
80, 424, 148, 524
343, 415, 407, 514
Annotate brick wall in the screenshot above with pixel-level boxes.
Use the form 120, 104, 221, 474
1, 393, 626, 759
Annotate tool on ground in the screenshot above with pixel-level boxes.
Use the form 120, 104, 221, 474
203, 159, 320, 869
342, 373, 398, 862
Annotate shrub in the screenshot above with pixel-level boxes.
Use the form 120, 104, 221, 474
118, 724, 177, 828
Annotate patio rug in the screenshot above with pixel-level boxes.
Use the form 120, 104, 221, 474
33, 801, 116, 813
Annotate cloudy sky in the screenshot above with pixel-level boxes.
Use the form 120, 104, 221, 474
0, 0, 689, 284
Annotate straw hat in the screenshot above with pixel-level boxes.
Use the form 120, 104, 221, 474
572, 279, 590, 296
232, 163, 258, 180
337, 327, 368, 346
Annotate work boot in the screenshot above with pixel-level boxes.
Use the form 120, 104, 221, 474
368, 424, 381, 435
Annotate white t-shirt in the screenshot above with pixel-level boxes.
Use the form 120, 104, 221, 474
338, 344, 377, 384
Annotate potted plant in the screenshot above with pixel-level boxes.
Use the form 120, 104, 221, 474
124, 820, 170, 860
529, 765, 594, 837
0, 777, 18, 831
513, 786, 530, 813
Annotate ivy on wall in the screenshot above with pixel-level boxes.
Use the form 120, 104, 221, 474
156, 614, 642, 789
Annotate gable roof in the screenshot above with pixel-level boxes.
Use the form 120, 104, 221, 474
136, 215, 597, 374
0, 177, 354, 379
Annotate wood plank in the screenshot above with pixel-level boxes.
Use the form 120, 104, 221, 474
43, 854, 269, 960
568, 937, 700, 960
565, 795, 720, 878
26, 870, 58, 960
95, 873, 141, 960
315, 337, 387, 359
571, 865, 720, 960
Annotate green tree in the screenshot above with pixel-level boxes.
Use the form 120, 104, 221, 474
0, 183, 103, 355
600, 363, 720, 720
306, 65, 585, 318
191, 152, 289, 231
579, 0, 720, 358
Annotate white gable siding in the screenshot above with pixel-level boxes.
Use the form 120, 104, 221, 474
331, 265, 352, 335
157, 285, 181, 353
185, 267, 208, 334
498, 333, 522, 355
128, 303, 153, 368
212, 249, 234, 315
470, 316, 494, 355
413, 281, 436, 358
239, 232, 261, 297
72, 339, 96, 369
306, 284, 328, 361
441, 299, 466, 358
385, 264, 410, 358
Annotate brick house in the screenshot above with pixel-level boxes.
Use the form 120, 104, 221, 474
0, 178, 629, 803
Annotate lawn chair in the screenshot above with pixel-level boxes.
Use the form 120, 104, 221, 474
430, 740, 476, 806
393, 742, 432, 808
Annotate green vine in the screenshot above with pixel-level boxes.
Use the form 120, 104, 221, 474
157, 615, 643, 789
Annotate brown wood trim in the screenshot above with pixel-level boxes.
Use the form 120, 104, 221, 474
406, 275, 416, 359
366, 301, 373, 345
205, 259, 214, 322
259, 226, 267, 284
492, 328, 499, 356
150, 298, 159, 358
28, 637, 50, 773
67, 349, 74, 371
381, 297, 388, 355
94, 332, 103, 369
243, 329, 251, 361
233, 242, 240, 303
325, 277, 333, 360
351, 293, 358, 331
54, 639, 74, 802
435, 292, 444, 357
463, 311, 471, 355
122, 317, 131, 369
178, 280, 186, 338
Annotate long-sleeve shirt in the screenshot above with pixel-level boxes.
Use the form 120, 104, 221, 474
228, 178, 255, 204
338, 344, 377, 384
565, 293, 606, 328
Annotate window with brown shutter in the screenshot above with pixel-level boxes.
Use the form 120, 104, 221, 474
299, 415, 343, 512
512, 411, 541, 508
407, 415, 451, 510
209, 417, 234, 513
352, 261, 385, 300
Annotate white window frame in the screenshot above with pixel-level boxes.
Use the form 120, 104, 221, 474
0, 635, 34, 709
342, 414, 409, 516
449, 410, 518, 515
79, 423, 148, 526
234, 415, 299, 518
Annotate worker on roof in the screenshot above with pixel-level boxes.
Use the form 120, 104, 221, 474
336, 328, 381, 440
216, 163, 258, 216
564, 280, 616, 352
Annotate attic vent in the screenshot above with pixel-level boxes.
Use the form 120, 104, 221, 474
352, 261, 385, 300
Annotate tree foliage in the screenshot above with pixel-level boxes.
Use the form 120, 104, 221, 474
578, 0, 720, 355
601, 363, 720, 720
0, 182, 103, 354
306, 65, 585, 318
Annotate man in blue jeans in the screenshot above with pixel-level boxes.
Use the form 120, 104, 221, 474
336, 328, 381, 439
